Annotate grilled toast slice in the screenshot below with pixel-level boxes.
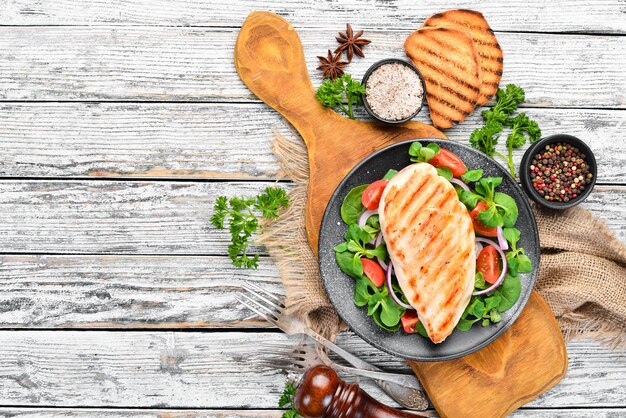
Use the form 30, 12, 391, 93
422, 9, 503, 105
404, 27, 481, 129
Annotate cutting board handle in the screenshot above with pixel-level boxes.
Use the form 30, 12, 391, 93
234, 11, 328, 145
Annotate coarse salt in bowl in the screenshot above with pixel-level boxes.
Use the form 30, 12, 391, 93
362, 59, 426, 124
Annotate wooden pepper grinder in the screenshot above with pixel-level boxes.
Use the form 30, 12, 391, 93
294, 365, 423, 418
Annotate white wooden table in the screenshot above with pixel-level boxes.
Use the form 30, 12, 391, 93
0, 1, 624, 416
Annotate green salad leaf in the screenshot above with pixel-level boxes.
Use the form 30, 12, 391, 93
503, 227, 533, 276
461, 169, 483, 183
493, 274, 522, 311
470, 177, 519, 229
409, 141, 440, 163
436, 166, 453, 181
354, 276, 404, 332
382, 169, 398, 181
340, 184, 368, 225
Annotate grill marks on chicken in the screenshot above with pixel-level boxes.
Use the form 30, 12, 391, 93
379, 163, 475, 343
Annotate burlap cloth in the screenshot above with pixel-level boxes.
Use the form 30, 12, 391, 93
258, 127, 626, 349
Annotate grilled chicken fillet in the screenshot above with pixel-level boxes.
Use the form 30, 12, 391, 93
379, 163, 475, 343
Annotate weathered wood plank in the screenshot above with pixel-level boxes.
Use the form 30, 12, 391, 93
0, 182, 622, 255
0, 331, 622, 408
1, 0, 624, 34
0, 28, 623, 107
0, 408, 623, 418
0, 103, 624, 183
0, 255, 281, 328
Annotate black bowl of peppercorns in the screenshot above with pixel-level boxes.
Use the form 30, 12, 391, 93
520, 134, 596, 210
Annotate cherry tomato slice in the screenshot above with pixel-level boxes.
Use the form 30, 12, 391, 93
470, 201, 498, 237
477, 245, 501, 284
361, 258, 385, 287
361, 179, 388, 210
429, 148, 467, 178
400, 309, 420, 334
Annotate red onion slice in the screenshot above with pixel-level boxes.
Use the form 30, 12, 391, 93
473, 237, 508, 296
450, 178, 470, 191
385, 261, 414, 310
496, 226, 509, 251
358, 209, 378, 229
475, 240, 484, 259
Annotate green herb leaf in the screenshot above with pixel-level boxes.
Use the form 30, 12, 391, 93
315, 74, 365, 119
483, 84, 525, 123
279, 383, 296, 407
470, 84, 541, 176
279, 381, 301, 418
210, 196, 228, 228
502, 113, 542, 176
469, 121, 502, 157
255, 187, 289, 219
212, 188, 289, 268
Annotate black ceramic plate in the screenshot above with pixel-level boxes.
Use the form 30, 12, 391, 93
318, 139, 540, 361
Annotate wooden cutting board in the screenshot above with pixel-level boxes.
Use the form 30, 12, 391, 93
235, 11, 567, 418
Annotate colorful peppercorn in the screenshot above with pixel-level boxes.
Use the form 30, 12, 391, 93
530, 142, 592, 202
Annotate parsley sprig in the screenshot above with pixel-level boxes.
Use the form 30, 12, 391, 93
469, 84, 541, 176
278, 381, 301, 418
210, 187, 289, 268
315, 74, 365, 119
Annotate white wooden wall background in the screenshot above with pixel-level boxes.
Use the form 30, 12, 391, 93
0, 1, 624, 416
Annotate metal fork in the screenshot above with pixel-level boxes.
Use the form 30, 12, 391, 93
255, 342, 429, 411
237, 282, 428, 410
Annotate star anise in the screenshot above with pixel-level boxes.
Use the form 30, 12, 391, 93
334, 23, 371, 62
316, 49, 348, 80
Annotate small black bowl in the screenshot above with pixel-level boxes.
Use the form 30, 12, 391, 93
520, 134, 597, 210
361, 58, 426, 124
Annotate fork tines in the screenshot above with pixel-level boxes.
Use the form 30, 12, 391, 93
236, 282, 285, 326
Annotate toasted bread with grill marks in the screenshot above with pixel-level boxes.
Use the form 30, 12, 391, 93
422, 9, 503, 105
404, 27, 481, 129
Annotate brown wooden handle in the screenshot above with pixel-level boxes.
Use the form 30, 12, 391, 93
294, 365, 418, 418
234, 11, 325, 134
